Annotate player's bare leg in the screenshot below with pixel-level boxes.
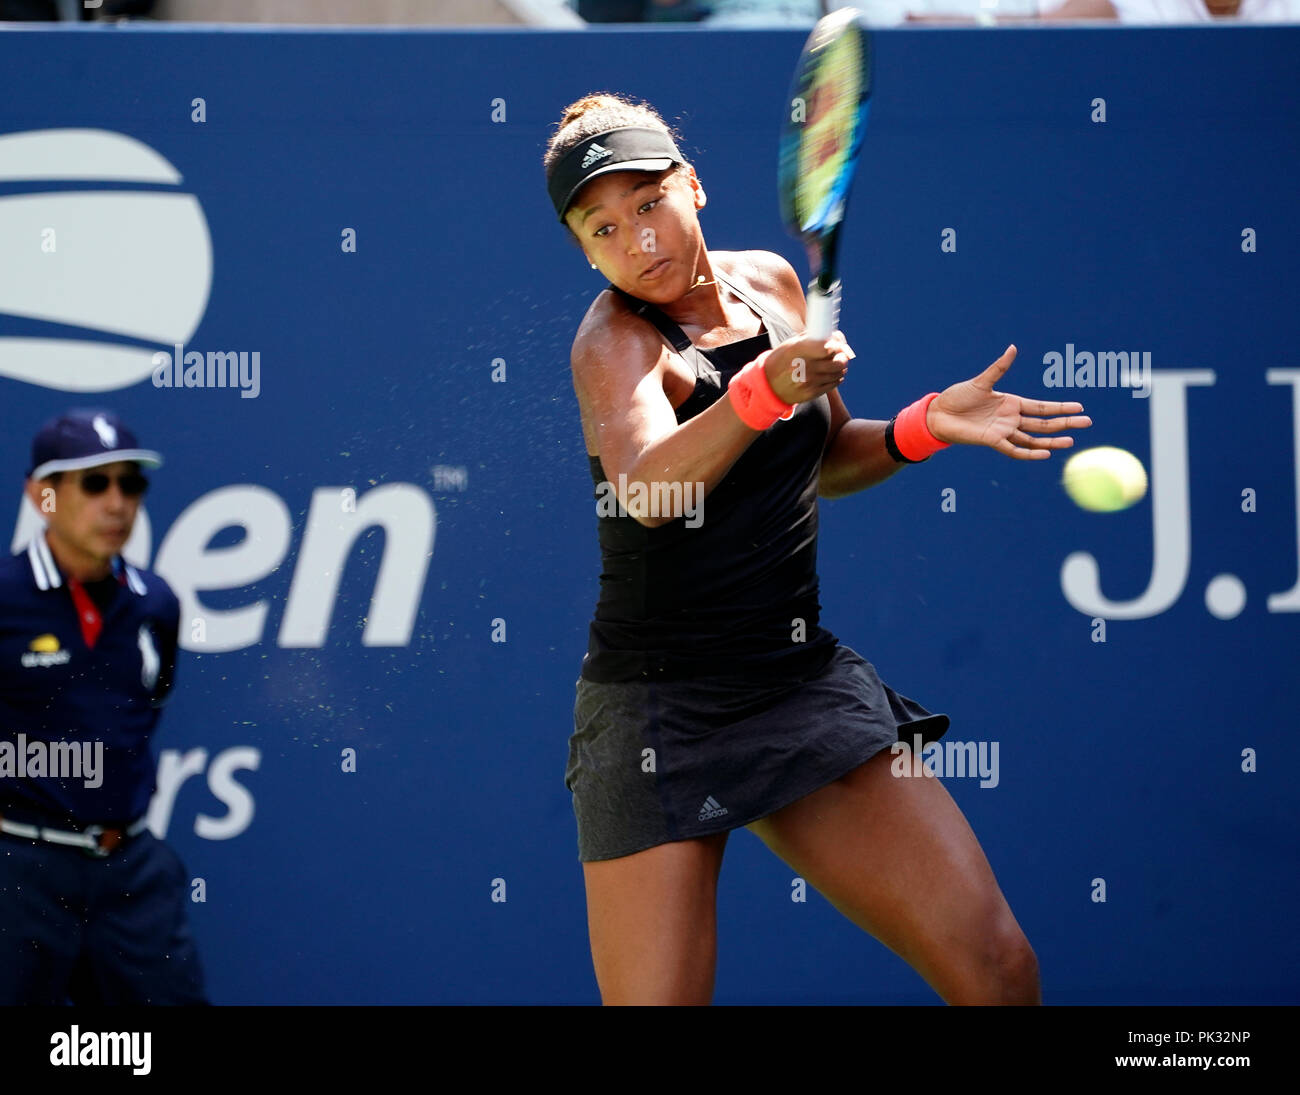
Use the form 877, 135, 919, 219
746, 749, 1040, 1005
581, 831, 729, 1005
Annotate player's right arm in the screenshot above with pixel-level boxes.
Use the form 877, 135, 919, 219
571, 292, 847, 528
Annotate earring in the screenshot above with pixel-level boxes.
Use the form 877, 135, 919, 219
590, 263, 597, 269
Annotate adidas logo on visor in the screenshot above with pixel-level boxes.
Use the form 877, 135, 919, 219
581, 143, 613, 170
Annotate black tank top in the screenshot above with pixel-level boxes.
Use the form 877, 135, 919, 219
580, 271, 840, 683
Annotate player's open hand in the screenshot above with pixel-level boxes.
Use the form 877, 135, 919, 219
927, 345, 1092, 460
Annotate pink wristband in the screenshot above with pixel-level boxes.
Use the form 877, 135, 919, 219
893, 392, 950, 461
727, 350, 796, 431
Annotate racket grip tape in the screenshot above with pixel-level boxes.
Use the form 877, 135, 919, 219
805, 281, 841, 339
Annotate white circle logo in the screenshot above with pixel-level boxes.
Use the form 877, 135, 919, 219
0, 128, 212, 392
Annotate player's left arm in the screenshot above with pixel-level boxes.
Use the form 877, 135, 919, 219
745, 250, 902, 499
752, 253, 1092, 491
819, 416, 904, 499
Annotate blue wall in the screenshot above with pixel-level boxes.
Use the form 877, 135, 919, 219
0, 23, 1296, 1003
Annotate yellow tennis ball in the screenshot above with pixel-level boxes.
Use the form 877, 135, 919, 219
1062, 446, 1148, 512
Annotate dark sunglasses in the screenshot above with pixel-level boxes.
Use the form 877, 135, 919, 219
78, 471, 150, 497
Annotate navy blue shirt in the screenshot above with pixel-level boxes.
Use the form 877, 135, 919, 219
0, 532, 180, 826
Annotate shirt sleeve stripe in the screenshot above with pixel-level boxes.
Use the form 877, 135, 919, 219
125, 565, 147, 596
27, 540, 49, 590
34, 535, 62, 589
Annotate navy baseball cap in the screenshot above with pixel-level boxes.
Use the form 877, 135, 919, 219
28, 409, 163, 481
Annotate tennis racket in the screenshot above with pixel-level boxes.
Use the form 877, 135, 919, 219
777, 7, 872, 339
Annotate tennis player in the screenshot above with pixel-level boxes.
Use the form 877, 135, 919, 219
548, 94, 1090, 1005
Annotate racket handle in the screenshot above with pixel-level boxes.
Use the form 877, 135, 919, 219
805, 281, 841, 338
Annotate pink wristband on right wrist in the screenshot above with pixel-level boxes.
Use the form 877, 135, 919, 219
727, 350, 796, 431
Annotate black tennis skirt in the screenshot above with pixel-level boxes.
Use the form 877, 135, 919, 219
565, 643, 950, 862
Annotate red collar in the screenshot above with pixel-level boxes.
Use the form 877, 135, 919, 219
65, 569, 126, 650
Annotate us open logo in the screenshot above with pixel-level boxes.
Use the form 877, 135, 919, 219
0, 127, 212, 392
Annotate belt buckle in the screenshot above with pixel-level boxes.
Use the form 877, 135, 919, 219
81, 824, 111, 858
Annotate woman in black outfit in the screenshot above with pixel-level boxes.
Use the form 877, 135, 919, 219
547, 93, 1090, 1005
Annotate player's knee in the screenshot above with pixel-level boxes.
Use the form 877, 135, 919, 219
996, 933, 1039, 1003
975, 919, 1039, 1004
938, 908, 1038, 1005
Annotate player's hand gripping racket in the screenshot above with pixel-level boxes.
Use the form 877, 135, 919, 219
778, 7, 872, 339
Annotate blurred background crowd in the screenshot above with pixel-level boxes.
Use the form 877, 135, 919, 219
2, 0, 1296, 27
